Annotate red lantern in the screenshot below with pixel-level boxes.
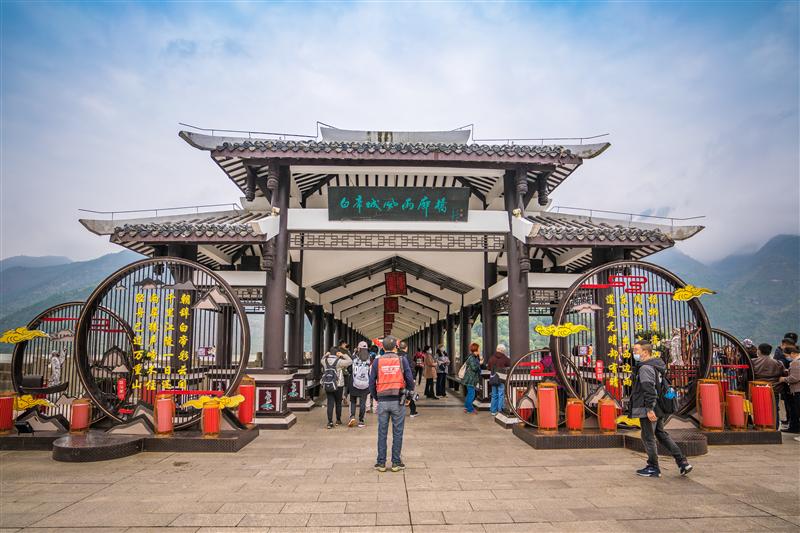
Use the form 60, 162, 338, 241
726, 391, 747, 431
0, 392, 15, 435
749, 381, 775, 430
237, 376, 256, 426
202, 400, 221, 438
70, 398, 92, 434
565, 398, 584, 433
385, 272, 407, 296
384, 297, 399, 313
154, 393, 175, 437
698, 380, 724, 431
598, 398, 617, 433
536, 383, 558, 431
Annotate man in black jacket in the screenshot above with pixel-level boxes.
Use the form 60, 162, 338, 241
630, 340, 693, 478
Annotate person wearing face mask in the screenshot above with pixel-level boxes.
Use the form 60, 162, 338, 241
629, 340, 692, 478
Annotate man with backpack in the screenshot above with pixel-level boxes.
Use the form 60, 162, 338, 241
630, 340, 693, 478
321, 345, 352, 429
348, 342, 371, 428
487, 344, 511, 415
369, 335, 414, 472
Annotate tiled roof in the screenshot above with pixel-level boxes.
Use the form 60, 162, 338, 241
528, 214, 673, 244
112, 221, 258, 241
180, 132, 609, 162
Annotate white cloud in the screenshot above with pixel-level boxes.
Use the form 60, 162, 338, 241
1, 2, 797, 262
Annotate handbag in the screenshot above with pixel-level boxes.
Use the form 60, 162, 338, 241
458, 361, 467, 380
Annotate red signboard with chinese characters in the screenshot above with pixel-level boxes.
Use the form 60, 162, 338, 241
384, 297, 399, 313
594, 360, 604, 382
385, 272, 408, 296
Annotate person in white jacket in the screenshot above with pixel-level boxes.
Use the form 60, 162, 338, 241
322, 346, 352, 429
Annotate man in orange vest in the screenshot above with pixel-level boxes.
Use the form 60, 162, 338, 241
369, 335, 415, 472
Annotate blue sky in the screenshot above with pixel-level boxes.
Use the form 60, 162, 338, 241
1, 1, 798, 262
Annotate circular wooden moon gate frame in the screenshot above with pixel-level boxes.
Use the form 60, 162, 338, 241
74, 257, 250, 429
11, 301, 133, 423
550, 260, 713, 418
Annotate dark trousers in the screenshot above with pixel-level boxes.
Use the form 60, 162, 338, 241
639, 417, 686, 468
409, 398, 417, 415
326, 388, 343, 423
787, 392, 800, 433
424, 378, 435, 397
436, 372, 447, 396
350, 391, 367, 422
414, 366, 423, 384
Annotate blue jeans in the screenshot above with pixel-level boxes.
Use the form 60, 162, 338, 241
376, 400, 405, 465
465, 385, 476, 413
490, 383, 505, 414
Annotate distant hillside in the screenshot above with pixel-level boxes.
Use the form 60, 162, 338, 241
0, 255, 72, 272
651, 234, 800, 344
0, 251, 142, 347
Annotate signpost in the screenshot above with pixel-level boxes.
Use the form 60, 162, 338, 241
328, 187, 470, 222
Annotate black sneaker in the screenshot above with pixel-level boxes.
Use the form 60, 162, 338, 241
636, 465, 661, 478
335, 420, 342, 426
326, 422, 334, 429
375, 463, 386, 472
679, 462, 693, 476
391, 462, 405, 472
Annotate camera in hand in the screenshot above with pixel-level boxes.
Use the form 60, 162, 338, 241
400, 388, 419, 402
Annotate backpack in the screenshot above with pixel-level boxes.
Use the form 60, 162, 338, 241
321, 356, 341, 392
654, 366, 677, 415
489, 368, 502, 386
352, 359, 370, 390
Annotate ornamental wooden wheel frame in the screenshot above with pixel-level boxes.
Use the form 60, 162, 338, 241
550, 260, 713, 418
709, 328, 754, 394
74, 257, 250, 429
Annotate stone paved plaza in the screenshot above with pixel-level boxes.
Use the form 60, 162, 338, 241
1, 395, 798, 532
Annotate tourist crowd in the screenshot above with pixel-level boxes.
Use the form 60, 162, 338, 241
747, 332, 800, 434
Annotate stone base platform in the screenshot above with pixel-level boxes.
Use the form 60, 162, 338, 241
493, 412, 519, 429
701, 428, 783, 445
0, 431, 66, 451
51, 426, 260, 462
512, 425, 624, 449
623, 428, 708, 456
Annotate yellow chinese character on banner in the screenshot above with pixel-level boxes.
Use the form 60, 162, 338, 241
178, 365, 187, 375
180, 294, 192, 305
133, 350, 144, 360
177, 379, 187, 390
133, 322, 143, 333
633, 307, 644, 317
162, 379, 172, 389
178, 334, 188, 347
622, 349, 632, 359
145, 380, 156, 391
133, 335, 143, 346
622, 336, 630, 346
648, 295, 658, 305
609, 376, 619, 387
147, 364, 156, 375
178, 350, 189, 361
620, 308, 630, 319
634, 295, 643, 305
165, 323, 174, 332
146, 349, 157, 360
164, 365, 171, 375
167, 293, 175, 303
164, 352, 173, 358
648, 307, 658, 317
606, 307, 616, 318
620, 322, 629, 331
164, 336, 173, 348
149, 306, 159, 317
179, 323, 189, 333
606, 294, 615, 305
133, 364, 142, 375
620, 294, 628, 306
623, 377, 632, 387
148, 334, 157, 346
650, 321, 659, 331
635, 322, 644, 332
609, 348, 620, 360
622, 363, 632, 373
607, 322, 617, 333
165, 307, 174, 318
652, 335, 660, 345
135, 293, 145, 304
132, 380, 142, 390
136, 307, 144, 318
608, 334, 617, 346
179, 307, 189, 319
609, 363, 619, 373
148, 321, 158, 333
149, 294, 159, 304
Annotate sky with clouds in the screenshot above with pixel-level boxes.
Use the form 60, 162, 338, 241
1, 1, 798, 263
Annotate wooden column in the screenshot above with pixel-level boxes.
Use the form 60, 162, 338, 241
504, 168, 530, 361
311, 305, 323, 379
446, 312, 455, 374
324, 312, 334, 353
288, 260, 304, 368
482, 256, 497, 356
460, 305, 471, 366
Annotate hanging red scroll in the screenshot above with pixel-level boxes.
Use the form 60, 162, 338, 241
384, 297, 399, 313
385, 272, 408, 296
384, 313, 395, 324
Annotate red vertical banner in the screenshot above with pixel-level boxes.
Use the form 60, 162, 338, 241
384, 297, 399, 313
384, 313, 395, 324
385, 272, 408, 296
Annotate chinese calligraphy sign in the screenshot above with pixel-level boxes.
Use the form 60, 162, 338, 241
328, 187, 469, 222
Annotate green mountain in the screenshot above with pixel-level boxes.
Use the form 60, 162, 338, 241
0, 251, 142, 347
650, 234, 799, 344
0, 255, 72, 272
